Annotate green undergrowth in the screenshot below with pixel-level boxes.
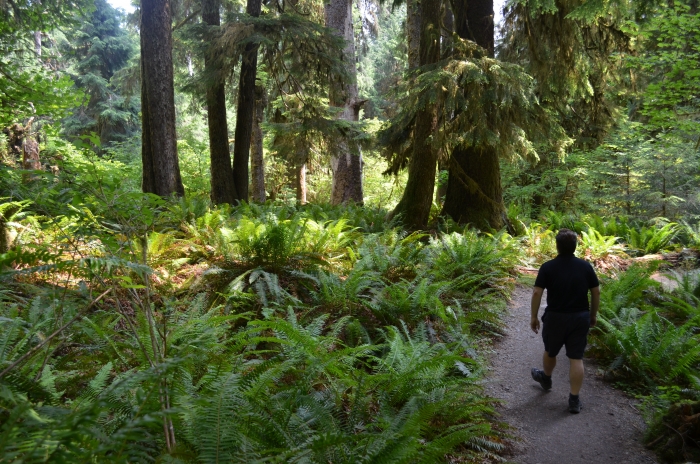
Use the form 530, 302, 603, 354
0, 188, 518, 462
4, 148, 700, 462
587, 265, 700, 462
511, 210, 698, 267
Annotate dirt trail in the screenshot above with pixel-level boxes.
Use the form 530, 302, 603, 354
484, 286, 658, 464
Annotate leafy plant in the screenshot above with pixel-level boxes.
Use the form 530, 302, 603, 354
597, 265, 660, 320
625, 221, 679, 255
579, 227, 626, 261
521, 223, 557, 264
597, 311, 700, 387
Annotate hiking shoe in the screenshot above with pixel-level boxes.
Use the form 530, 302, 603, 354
531, 368, 552, 391
568, 395, 582, 414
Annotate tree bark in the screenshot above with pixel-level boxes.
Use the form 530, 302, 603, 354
389, 0, 441, 230
34, 31, 42, 59
0, 219, 9, 254
203, 0, 237, 205
441, 0, 454, 59
22, 118, 40, 183
231, 0, 262, 202
140, 0, 184, 197
250, 84, 267, 203
326, 0, 363, 205
436, 0, 454, 204
296, 163, 307, 204
406, 0, 421, 70
442, 0, 507, 229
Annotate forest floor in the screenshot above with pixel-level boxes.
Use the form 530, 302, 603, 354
484, 285, 659, 464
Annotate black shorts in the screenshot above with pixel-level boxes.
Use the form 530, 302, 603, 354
541, 310, 590, 359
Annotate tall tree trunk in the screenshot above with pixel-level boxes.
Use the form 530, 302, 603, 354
296, 164, 307, 204
22, 118, 40, 184
442, 0, 506, 229
231, 0, 262, 202
436, 0, 454, 204
625, 162, 631, 215
0, 219, 9, 254
389, 0, 441, 229
441, 0, 454, 58
661, 160, 667, 217
203, 0, 237, 205
140, 0, 184, 197
250, 84, 267, 203
326, 0, 363, 205
406, 0, 421, 70
34, 31, 41, 59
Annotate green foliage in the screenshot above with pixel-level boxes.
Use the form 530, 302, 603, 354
597, 310, 700, 387
590, 265, 700, 460
625, 222, 679, 255
501, 0, 633, 147
0, 0, 92, 126
578, 227, 626, 261
681, 221, 700, 249
60, 0, 139, 147
597, 265, 660, 320
382, 38, 569, 174
503, 116, 700, 221
630, 0, 700, 139
520, 223, 557, 264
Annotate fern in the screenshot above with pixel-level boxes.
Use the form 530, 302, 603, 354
625, 221, 679, 255
310, 268, 382, 315
598, 264, 660, 319
579, 227, 626, 260
355, 230, 426, 282
597, 312, 700, 386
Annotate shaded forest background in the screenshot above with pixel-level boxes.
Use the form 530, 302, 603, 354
1, 0, 700, 462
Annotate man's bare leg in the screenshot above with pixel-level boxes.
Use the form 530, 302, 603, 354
543, 352, 556, 376
569, 358, 584, 395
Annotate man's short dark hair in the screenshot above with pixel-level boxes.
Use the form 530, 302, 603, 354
556, 229, 578, 255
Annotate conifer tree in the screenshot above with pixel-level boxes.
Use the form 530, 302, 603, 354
202, 0, 236, 205
62, 0, 139, 148
326, 0, 363, 205
0, 0, 89, 128
388, 0, 441, 229
441, 0, 507, 229
250, 84, 267, 203
381, 0, 568, 229
231, 0, 262, 202
406, 0, 421, 71
501, 0, 632, 146
140, 0, 184, 197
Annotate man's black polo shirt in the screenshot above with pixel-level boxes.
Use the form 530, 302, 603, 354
534, 254, 600, 313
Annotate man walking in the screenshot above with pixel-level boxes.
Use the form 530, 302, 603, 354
530, 229, 600, 413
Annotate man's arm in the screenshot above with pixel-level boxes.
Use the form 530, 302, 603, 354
590, 286, 600, 327
531, 286, 544, 333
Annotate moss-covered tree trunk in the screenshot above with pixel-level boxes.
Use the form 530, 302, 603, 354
21, 118, 40, 184
326, 0, 363, 205
250, 84, 267, 203
441, 0, 507, 229
0, 221, 9, 254
203, 0, 237, 205
140, 0, 184, 197
406, 0, 421, 71
435, 1, 454, 205
389, 0, 441, 230
231, 0, 262, 202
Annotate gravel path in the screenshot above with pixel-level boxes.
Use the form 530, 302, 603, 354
484, 286, 658, 464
